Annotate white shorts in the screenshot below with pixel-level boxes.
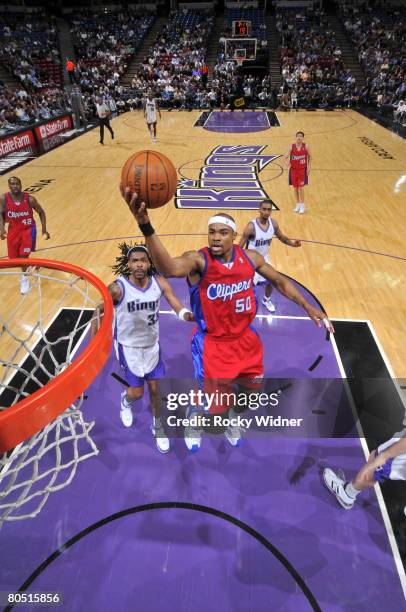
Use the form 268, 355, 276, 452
376, 437, 406, 481
146, 114, 157, 125
114, 342, 159, 378
254, 254, 271, 285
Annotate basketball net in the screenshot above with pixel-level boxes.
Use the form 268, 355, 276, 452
0, 260, 112, 526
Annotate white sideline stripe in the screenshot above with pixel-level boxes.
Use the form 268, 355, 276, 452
202, 112, 212, 128
329, 333, 406, 598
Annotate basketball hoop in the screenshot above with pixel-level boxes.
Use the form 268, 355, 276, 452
0, 258, 113, 524
235, 56, 245, 68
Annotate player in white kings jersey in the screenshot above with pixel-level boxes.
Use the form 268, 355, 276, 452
92, 244, 193, 453
239, 200, 301, 312
144, 91, 161, 144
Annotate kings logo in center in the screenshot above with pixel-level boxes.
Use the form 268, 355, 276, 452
176, 145, 281, 210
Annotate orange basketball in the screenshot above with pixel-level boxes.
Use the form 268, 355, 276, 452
121, 150, 178, 209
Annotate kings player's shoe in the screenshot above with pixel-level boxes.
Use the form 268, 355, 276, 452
120, 391, 134, 428
323, 468, 355, 509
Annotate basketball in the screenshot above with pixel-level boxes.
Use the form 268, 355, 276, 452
121, 150, 178, 209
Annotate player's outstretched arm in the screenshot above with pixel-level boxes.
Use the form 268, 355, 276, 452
238, 222, 254, 248
273, 219, 301, 247
247, 249, 334, 332
0, 196, 6, 239
120, 185, 204, 278
157, 276, 194, 322
30, 196, 50, 239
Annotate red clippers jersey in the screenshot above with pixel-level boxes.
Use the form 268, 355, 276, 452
189, 246, 257, 339
4, 192, 34, 231
290, 143, 308, 170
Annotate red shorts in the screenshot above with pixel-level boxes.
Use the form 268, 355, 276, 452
289, 168, 308, 188
7, 226, 37, 258
191, 326, 264, 414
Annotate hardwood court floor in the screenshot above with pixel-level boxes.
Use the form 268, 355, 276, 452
1, 109, 405, 378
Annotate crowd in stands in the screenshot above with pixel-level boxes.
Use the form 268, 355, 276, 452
0, 84, 71, 136
1, 5, 405, 134
277, 7, 361, 110
69, 10, 154, 101
340, 4, 405, 122
0, 12, 63, 89
130, 9, 214, 110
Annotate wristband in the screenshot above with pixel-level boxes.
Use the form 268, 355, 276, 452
138, 221, 155, 237
178, 307, 191, 321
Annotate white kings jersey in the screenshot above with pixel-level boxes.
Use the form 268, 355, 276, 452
246, 218, 275, 257
114, 276, 161, 347
145, 98, 158, 123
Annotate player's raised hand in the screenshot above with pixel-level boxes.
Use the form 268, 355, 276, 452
119, 185, 150, 225
305, 304, 335, 333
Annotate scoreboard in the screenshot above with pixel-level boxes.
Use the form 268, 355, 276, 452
232, 20, 252, 37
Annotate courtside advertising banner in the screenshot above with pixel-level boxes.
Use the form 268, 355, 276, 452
0, 130, 35, 159
34, 115, 73, 144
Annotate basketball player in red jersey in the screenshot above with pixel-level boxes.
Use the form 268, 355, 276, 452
0, 176, 50, 294
120, 186, 334, 451
284, 131, 311, 214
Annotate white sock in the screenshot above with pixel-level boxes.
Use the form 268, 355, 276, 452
153, 416, 162, 429
345, 481, 361, 499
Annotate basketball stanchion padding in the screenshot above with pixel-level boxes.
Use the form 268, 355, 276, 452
0, 259, 113, 525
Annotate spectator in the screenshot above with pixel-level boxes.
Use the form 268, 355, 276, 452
66, 58, 76, 84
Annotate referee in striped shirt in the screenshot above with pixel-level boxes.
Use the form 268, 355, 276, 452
95, 97, 114, 145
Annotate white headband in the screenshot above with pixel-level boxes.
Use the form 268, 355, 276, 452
208, 215, 237, 232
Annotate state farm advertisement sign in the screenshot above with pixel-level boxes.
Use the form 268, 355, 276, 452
34, 115, 72, 143
0, 130, 35, 158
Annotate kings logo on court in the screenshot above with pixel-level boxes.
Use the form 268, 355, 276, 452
176, 145, 281, 210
